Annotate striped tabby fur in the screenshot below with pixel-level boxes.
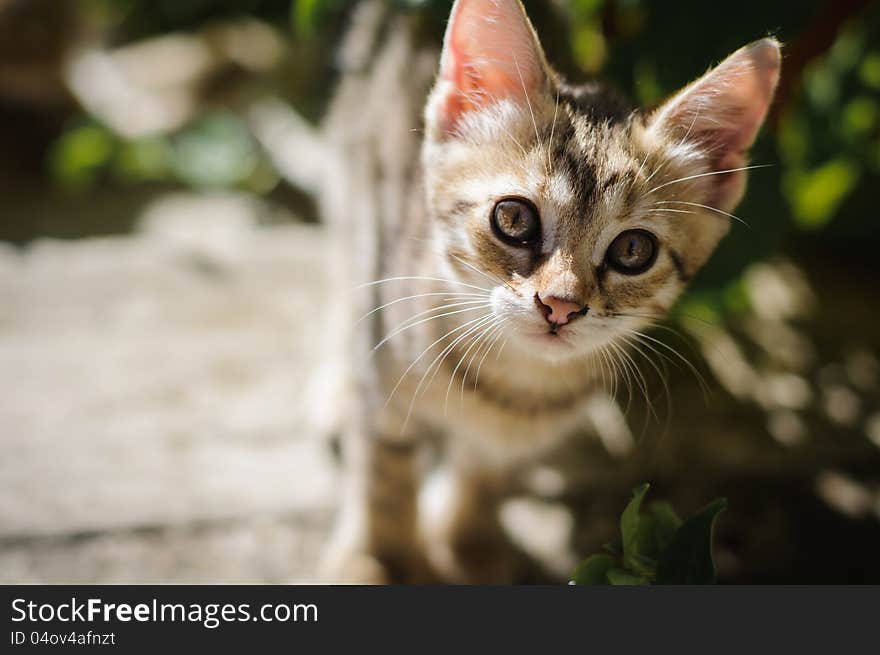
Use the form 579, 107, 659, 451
319, 0, 780, 583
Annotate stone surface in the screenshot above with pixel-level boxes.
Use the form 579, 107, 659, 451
0, 192, 340, 582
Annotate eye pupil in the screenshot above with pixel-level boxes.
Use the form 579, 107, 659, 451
492, 199, 540, 245
606, 229, 657, 274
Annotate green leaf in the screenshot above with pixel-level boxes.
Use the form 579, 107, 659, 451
626, 501, 681, 576
647, 501, 683, 553
606, 568, 650, 586
571, 554, 615, 585
655, 498, 727, 585
861, 52, 880, 89
291, 0, 320, 39
49, 123, 116, 189
621, 483, 651, 571
627, 552, 658, 578
114, 136, 171, 183
291, 0, 347, 39
784, 159, 860, 230
602, 542, 621, 556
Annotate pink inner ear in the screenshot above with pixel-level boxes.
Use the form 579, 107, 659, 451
434, 0, 547, 135
663, 39, 780, 152
651, 38, 781, 209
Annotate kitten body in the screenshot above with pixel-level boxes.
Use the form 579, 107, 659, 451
321, 0, 780, 583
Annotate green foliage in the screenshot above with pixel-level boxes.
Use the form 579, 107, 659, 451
778, 24, 880, 232
571, 554, 616, 584
784, 159, 860, 230
655, 498, 728, 585
571, 484, 727, 585
49, 111, 277, 193
290, 0, 347, 39
114, 137, 173, 183
49, 123, 116, 189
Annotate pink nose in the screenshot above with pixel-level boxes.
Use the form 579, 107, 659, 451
536, 294, 587, 326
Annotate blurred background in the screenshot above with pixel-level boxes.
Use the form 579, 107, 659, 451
1, 0, 878, 583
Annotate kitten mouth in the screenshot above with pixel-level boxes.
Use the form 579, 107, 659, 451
532, 329, 570, 345
547, 322, 574, 337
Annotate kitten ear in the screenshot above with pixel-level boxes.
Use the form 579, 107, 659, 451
427, 0, 550, 138
648, 38, 781, 211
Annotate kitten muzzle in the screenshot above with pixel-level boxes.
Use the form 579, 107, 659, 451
535, 293, 588, 333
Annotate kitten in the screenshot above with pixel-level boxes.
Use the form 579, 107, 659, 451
321, 0, 780, 583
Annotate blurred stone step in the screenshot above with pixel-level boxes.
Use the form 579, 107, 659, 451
0, 192, 341, 543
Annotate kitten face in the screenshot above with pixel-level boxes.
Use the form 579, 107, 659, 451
422, 0, 779, 363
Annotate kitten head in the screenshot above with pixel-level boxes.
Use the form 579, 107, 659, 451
422, 0, 780, 363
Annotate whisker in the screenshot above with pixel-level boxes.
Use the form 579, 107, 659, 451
497, 123, 529, 157
628, 328, 710, 399
643, 155, 670, 186
633, 148, 653, 185
449, 253, 513, 292
621, 329, 678, 369
402, 313, 499, 430
443, 325, 490, 416
546, 88, 560, 176
648, 207, 694, 215
605, 340, 634, 414
442, 316, 504, 415
513, 54, 541, 151
607, 314, 711, 398
609, 310, 716, 331
679, 101, 703, 145
606, 345, 621, 400
384, 311, 495, 409
613, 340, 658, 425
376, 298, 491, 340
495, 337, 508, 361
622, 334, 673, 428
373, 303, 491, 353
424, 315, 500, 400
459, 317, 506, 410
473, 319, 508, 392
601, 343, 622, 400
593, 344, 614, 400
656, 200, 751, 228
617, 339, 656, 440
646, 164, 773, 195
356, 292, 488, 325
605, 343, 623, 402
379, 298, 491, 331
589, 346, 610, 398
353, 276, 493, 294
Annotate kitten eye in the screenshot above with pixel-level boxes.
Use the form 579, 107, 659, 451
606, 229, 658, 274
491, 198, 540, 246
